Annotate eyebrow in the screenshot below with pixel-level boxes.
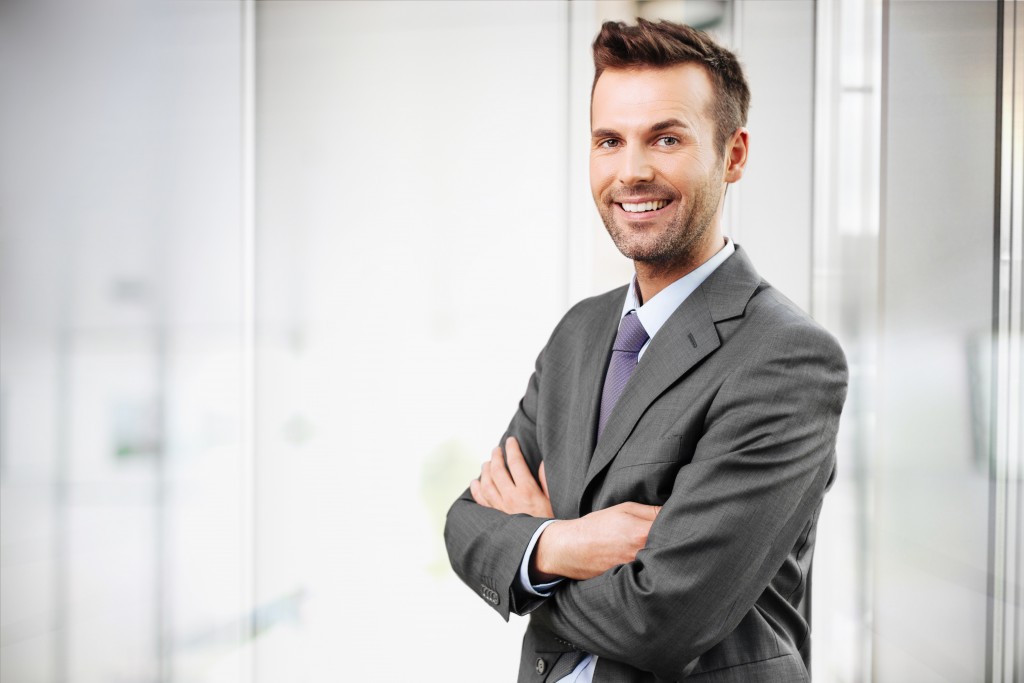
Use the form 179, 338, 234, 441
650, 118, 691, 132
591, 118, 693, 139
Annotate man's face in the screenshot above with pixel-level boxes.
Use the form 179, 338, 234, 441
590, 64, 727, 270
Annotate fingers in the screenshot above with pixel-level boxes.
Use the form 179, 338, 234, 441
539, 462, 549, 499
469, 477, 488, 507
618, 501, 662, 521
504, 437, 536, 488
488, 445, 514, 492
469, 438, 551, 518
473, 457, 504, 509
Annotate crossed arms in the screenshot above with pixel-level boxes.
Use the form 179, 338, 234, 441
471, 436, 660, 583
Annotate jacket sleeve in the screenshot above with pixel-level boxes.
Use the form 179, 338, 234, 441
528, 321, 849, 678
443, 341, 554, 620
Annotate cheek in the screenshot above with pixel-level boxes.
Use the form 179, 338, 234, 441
589, 157, 614, 197
680, 152, 722, 180
663, 164, 714, 195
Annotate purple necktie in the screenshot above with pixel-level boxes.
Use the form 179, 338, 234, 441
597, 311, 649, 439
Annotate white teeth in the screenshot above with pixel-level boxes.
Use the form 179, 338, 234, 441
621, 200, 668, 213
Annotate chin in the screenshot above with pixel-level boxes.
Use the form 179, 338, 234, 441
610, 228, 673, 259
614, 240, 670, 263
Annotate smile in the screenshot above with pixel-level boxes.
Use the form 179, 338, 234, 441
619, 200, 669, 213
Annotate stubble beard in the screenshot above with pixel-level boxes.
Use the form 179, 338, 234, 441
599, 174, 723, 277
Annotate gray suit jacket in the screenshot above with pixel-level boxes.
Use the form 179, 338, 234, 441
444, 246, 848, 682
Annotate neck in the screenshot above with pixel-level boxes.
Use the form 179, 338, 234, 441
633, 231, 725, 304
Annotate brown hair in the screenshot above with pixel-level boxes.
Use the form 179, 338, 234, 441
592, 18, 750, 154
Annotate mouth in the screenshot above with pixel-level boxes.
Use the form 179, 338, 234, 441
614, 198, 672, 218
619, 199, 669, 213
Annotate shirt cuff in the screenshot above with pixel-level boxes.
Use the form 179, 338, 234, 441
517, 519, 563, 597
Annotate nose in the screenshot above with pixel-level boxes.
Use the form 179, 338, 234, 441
619, 145, 655, 185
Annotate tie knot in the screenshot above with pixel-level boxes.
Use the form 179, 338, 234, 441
613, 312, 649, 353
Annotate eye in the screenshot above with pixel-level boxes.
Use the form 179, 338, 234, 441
598, 138, 621, 149
656, 136, 680, 147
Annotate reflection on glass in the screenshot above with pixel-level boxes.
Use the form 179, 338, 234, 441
1, 1, 1020, 682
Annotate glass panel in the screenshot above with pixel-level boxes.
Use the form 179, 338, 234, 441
252, 1, 571, 678
810, 0, 883, 679
0, 2, 249, 681
874, 2, 997, 680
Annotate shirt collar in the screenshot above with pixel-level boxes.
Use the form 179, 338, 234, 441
619, 237, 736, 342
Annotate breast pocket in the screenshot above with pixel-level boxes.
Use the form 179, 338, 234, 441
602, 437, 689, 506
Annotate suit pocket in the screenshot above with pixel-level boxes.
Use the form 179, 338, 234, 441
608, 436, 687, 470
602, 438, 686, 506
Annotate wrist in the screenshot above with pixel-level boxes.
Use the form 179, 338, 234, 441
530, 519, 568, 583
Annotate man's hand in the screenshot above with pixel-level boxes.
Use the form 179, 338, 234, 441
470, 438, 659, 584
530, 503, 661, 582
470, 437, 553, 519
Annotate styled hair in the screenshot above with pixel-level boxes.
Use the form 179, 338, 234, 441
592, 18, 750, 153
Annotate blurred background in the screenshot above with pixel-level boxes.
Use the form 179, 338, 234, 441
0, 0, 1021, 681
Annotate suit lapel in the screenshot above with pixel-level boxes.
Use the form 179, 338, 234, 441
562, 292, 621, 518
581, 246, 763, 496
582, 287, 719, 491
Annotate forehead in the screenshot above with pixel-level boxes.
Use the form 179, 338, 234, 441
591, 64, 715, 131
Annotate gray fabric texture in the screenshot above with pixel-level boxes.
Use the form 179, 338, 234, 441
444, 246, 848, 682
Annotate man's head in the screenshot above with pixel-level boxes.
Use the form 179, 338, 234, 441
592, 19, 749, 155
589, 19, 750, 279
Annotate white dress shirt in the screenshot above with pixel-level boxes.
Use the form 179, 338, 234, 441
516, 238, 736, 682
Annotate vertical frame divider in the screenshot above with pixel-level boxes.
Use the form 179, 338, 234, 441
240, 0, 257, 680
992, 1, 1023, 681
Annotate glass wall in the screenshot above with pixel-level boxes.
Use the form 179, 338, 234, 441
875, 2, 996, 680
252, 1, 573, 677
1, 1, 1021, 682
0, 2, 252, 682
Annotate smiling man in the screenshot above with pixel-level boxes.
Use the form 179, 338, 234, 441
445, 19, 848, 683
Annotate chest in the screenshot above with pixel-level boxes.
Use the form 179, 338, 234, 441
537, 351, 728, 515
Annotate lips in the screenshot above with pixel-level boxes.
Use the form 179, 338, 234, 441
619, 199, 669, 213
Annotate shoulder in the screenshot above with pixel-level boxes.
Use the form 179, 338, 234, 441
549, 284, 627, 339
711, 246, 846, 365
721, 283, 849, 417
744, 285, 846, 363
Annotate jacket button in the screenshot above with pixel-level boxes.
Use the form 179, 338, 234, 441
535, 658, 546, 674
480, 585, 500, 605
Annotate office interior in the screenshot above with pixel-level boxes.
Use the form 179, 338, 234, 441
0, 0, 1021, 681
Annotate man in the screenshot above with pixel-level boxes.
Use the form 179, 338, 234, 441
444, 19, 847, 683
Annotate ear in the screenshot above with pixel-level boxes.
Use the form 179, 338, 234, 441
723, 127, 749, 183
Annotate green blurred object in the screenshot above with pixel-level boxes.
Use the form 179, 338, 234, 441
420, 439, 478, 577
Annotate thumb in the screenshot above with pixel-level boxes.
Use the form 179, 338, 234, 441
539, 462, 550, 499
623, 503, 661, 521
